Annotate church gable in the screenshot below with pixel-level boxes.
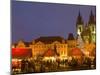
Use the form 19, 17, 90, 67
35, 41, 44, 45
52, 41, 61, 44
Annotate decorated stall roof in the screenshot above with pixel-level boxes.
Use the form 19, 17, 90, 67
71, 47, 84, 57
12, 48, 32, 58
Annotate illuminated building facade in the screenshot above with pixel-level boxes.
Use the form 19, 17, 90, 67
30, 36, 68, 60
76, 11, 96, 58
76, 11, 96, 43
13, 37, 68, 60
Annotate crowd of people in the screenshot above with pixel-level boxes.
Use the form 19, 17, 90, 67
12, 56, 96, 75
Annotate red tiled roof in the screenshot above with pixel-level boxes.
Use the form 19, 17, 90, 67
35, 36, 65, 44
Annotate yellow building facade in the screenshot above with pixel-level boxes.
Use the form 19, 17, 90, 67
30, 37, 68, 60
13, 37, 68, 60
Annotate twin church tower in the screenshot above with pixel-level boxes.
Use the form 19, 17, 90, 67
76, 10, 96, 43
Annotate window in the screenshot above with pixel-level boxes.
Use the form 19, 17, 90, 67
92, 26, 94, 31
79, 27, 81, 32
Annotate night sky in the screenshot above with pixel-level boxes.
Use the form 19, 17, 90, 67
12, 1, 96, 43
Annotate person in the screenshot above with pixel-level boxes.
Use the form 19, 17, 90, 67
24, 59, 29, 73
21, 59, 25, 72
28, 58, 34, 73
40, 61, 45, 72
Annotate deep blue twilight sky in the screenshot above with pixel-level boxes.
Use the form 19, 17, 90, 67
12, 1, 96, 43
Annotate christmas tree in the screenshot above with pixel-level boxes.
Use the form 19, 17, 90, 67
77, 35, 84, 53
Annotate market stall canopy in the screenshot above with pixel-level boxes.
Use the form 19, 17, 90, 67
71, 48, 84, 57
43, 49, 58, 57
12, 48, 32, 58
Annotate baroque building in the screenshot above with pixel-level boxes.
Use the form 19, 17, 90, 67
30, 36, 68, 60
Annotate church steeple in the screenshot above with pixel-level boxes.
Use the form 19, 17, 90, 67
76, 11, 84, 36
88, 10, 95, 24
76, 11, 84, 25
88, 10, 96, 43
